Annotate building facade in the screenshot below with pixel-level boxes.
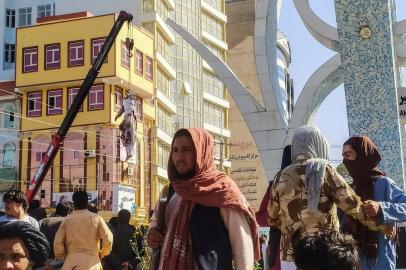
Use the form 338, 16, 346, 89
16, 12, 155, 218
1, 0, 56, 81
141, 0, 230, 202
0, 81, 20, 207
0, 0, 54, 198
51, 0, 230, 207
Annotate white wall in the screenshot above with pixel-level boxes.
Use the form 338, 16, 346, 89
55, 0, 142, 25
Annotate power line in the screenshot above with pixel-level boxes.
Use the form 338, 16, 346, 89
0, 89, 180, 150
0, 107, 157, 146
0, 87, 142, 133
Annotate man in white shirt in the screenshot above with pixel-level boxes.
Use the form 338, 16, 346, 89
0, 190, 39, 229
115, 93, 138, 160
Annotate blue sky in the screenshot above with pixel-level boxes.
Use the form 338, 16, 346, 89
279, 1, 406, 163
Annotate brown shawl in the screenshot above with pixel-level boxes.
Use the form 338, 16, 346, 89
342, 136, 385, 259
162, 128, 260, 270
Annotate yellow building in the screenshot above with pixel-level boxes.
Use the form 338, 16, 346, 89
16, 12, 155, 219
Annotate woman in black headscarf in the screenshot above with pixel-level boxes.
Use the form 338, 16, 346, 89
343, 136, 406, 270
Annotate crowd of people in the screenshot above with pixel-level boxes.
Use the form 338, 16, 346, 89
146, 127, 406, 270
262, 126, 406, 270
0, 190, 148, 270
1, 126, 406, 270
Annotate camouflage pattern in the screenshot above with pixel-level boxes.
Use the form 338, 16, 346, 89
268, 160, 384, 261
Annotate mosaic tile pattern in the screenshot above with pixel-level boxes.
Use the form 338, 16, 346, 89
335, 0, 405, 188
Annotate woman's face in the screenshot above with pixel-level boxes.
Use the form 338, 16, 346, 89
342, 144, 357, 161
0, 237, 31, 270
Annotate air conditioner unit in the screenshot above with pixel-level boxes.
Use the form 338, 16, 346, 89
84, 150, 96, 158
127, 167, 134, 176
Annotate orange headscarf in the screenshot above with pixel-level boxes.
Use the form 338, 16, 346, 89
162, 128, 260, 270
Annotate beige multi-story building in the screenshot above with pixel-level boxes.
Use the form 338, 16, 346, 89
140, 0, 230, 202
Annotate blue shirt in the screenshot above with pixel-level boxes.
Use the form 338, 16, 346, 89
360, 176, 406, 270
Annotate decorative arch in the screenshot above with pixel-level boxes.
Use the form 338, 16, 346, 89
293, 0, 339, 50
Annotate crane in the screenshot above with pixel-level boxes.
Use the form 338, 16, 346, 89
26, 11, 133, 202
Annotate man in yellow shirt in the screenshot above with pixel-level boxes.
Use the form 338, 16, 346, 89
54, 191, 113, 270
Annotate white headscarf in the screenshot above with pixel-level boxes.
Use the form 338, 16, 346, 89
291, 125, 330, 211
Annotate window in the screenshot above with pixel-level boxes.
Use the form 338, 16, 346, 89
135, 96, 143, 119
203, 101, 225, 128
145, 56, 153, 80
121, 41, 130, 69
6, 9, 15, 28
204, 41, 224, 60
157, 143, 170, 170
74, 151, 79, 158
277, 48, 287, 66
35, 152, 45, 162
23, 47, 38, 73
203, 71, 224, 99
88, 85, 104, 111
202, 12, 223, 40
27, 92, 42, 117
4, 44, 15, 64
47, 89, 62, 115
3, 143, 16, 168
213, 136, 223, 158
91, 37, 107, 64
204, 0, 223, 11
143, 0, 154, 13
114, 87, 123, 112
45, 44, 60, 70
157, 68, 172, 99
157, 106, 172, 136
3, 104, 16, 128
18, 7, 32, 27
68, 40, 84, 67
157, 0, 169, 21
37, 4, 53, 19
68, 87, 83, 111
135, 50, 143, 75
156, 30, 173, 65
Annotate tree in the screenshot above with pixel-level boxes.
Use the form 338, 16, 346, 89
336, 163, 353, 185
